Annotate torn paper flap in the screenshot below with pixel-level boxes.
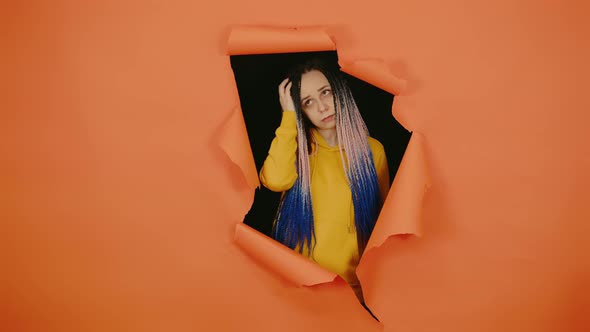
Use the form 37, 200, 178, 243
218, 107, 260, 190
227, 26, 336, 55
340, 59, 407, 96
363, 132, 432, 255
234, 223, 338, 287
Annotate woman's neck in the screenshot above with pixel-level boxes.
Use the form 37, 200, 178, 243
317, 128, 338, 147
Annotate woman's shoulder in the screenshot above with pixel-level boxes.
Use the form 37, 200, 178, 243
366, 136, 387, 166
367, 136, 385, 153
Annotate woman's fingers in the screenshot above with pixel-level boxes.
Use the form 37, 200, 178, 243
285, 82, 295, 112
278, 78, 289, 96
278, 78, 295, 112
278, 80, 285, 97
286, 81, 292, 96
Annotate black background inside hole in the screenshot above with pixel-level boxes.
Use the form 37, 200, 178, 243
230, 50, 411, 237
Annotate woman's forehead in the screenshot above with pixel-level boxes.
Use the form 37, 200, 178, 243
300, 70, 330, 92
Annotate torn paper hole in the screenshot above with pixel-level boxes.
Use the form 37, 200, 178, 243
218, 26, 430, 303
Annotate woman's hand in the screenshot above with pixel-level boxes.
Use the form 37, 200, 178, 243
278, 78, 295, 112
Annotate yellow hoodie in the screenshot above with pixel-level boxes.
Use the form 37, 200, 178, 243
260, 111, 390, 301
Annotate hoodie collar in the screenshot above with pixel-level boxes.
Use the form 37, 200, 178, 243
311, 129, 342, 152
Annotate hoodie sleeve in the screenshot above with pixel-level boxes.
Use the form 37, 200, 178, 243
259, 111, 299, 192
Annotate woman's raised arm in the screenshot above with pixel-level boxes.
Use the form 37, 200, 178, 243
259, 78, 299, 192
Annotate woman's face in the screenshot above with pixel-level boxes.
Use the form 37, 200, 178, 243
299, 70, 336, 130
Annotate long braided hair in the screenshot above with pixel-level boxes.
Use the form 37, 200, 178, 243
272, 58, 382, 256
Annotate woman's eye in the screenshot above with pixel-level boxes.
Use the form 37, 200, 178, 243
304, 100, 313, 106
322, 89, 332, 96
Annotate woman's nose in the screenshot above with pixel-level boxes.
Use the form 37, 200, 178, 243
318, 100, 329, 112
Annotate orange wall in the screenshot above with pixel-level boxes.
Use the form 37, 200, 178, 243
2, 1, 589, 331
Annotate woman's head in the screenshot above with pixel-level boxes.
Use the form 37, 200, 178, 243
286, 58, 363, 148
297, 69, 336, 130
286, 59, 341, 129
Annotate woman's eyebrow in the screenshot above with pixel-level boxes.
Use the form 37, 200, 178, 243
301, 85, 330, 101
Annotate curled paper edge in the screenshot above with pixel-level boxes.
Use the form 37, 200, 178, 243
339, 59, 408, 96
222, 26, 429, 289
355, 131, 431, 312
218, 107, 260, 190
363, 131, 431, 254
234, 223, 338, 287
227, 26, 336, 55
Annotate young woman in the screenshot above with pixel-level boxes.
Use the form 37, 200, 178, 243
259, 59, 390, 303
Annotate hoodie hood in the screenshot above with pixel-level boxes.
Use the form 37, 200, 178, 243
311, 129, 343, 152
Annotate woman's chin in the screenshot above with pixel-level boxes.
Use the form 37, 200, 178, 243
317, 125, 336, 131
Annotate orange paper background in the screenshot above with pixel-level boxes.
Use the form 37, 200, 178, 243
2, 1, 590, 331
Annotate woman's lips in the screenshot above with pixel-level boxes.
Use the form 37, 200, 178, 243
322, 114, 335, 122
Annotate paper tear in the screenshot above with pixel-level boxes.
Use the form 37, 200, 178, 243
227, 26, 336, 55
355, 132, 431, 311
218, 107, 260, 190
234, 223, 337, 286
222, 26, 430, 291
362, 132, 432, 256
340, 59, 407, 95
